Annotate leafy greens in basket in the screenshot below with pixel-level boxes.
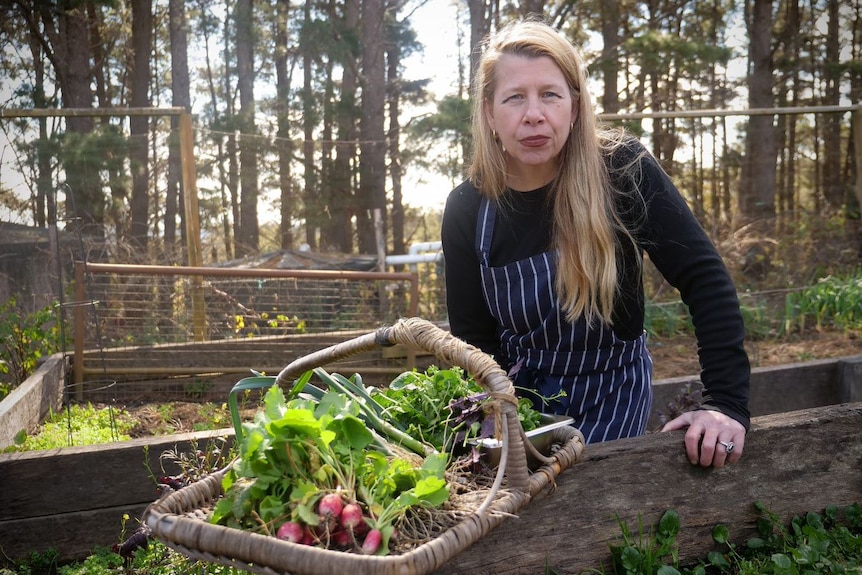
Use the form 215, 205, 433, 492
303, 365, 544, 453
371, 366, 544, 452
212, 365, 547, 556
212, 382, 449, 556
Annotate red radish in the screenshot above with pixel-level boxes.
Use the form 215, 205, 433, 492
361, 528, 383, 555
301, 527, 316, 546
339, 503, 364, 531
318, 493, 344, 520
332, 528, 353, 548
276, 521, 304, 543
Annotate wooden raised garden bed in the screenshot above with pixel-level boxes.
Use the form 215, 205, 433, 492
0, 354, 860, 571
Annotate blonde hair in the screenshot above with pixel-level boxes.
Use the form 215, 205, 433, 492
469, 19, 640, 327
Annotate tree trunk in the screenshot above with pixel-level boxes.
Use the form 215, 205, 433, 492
222, 11, 241, 258
357, 0, 386, 255
822, 0, 843, 211
739, 0, 776, 223
129, 0, 153, 255
467, 0, 490, 88
387, 20, 404, 259
28, 25, 51, 227
236, 0, 259, 256
167, 0, 191, 257
302, 0, 318, 250
599, 0, 621, 115
275, 0, 295, 251
41, 1, 100, 234
197, 0, 232, 260
84, 3, 128, 245
330, 0, 359, 253
320, 40, 338, 252
518, 0, 544, 18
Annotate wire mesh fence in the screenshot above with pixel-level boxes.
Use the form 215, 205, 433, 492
74, 262, 429, 347
68, 261, 450, 403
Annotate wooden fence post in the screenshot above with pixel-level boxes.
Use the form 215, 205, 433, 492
179, 111, 207, 342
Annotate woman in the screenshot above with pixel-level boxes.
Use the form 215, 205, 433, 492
441, 19, 750, 468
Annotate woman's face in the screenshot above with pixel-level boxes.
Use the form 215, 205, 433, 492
486, 54, 577, 191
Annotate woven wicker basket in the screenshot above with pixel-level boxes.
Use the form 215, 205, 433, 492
144, 317, 585, 575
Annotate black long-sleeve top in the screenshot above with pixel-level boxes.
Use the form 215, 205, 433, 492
441, 140, 751, 430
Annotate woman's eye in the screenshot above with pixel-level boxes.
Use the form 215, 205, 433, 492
502, 94, 524, 103
543, 91, 562, 99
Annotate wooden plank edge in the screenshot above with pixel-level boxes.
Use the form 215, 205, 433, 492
432, 402, 862, 575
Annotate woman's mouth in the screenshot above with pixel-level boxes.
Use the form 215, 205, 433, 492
520, 136, 550, 147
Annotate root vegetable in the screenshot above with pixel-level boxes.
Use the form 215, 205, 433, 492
301, 527, 316, 546
318, 493, 344, 520
361, 528, 383, 555
332, 528, 353, 549
276, 521, 304, 543
339, 502, 364, 531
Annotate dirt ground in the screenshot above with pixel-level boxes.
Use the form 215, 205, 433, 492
122, 330, 860, 437
649, 330, 860, 380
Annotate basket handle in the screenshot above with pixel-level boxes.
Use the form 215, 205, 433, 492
274, 317, 531, 491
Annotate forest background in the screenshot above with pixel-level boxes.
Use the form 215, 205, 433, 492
0, 0, 860, 284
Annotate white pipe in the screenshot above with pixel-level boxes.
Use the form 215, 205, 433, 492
385, 252, 442, 265
407, 241, 442, 255
385, 241, 443, 269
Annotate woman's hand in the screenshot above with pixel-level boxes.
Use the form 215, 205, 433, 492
661, 409, 746, 468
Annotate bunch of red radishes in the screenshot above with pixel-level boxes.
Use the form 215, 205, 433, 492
275, 492, 384, 555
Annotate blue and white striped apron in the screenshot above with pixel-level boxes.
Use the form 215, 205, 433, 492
476, 197, 654, 443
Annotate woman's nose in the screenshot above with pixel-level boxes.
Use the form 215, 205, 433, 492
523, 97, 545, 124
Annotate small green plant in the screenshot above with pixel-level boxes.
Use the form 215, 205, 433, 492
5, 539, 253, 574
4, 403, 133, 452
183, 378, 213, 398
588, 502, 862, 575
608, 509, 683, 575
2, 547, 62, 575
739, 301, 775, 341
0, 299, 63, 401
156, 435, 233, 484
644, 301, 692, 339
708, 501, 862, 574
784, 271, 862, 334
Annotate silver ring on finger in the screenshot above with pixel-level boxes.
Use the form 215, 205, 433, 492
718, 440, 734, 454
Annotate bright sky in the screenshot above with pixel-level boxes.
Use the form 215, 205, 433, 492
400, 1, 463, 212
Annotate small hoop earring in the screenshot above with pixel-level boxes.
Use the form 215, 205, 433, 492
492, 130, 498, 140
570, 122, 574, 132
